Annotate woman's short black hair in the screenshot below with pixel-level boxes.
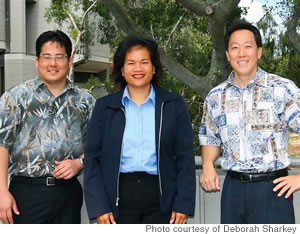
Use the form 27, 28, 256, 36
224, 20, 262, 51
36, 30, 72, 58
112, 35, 163, 90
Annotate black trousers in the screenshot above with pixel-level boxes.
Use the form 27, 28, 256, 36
116, 172, 172, 224
9, 176, 83, 224
221, 174, 295, 224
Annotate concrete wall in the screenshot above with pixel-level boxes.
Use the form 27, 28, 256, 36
10, 0, 26, 53
4, 0, 30, 90
4, 53, 36, 89
0, 0, 6, 50
26, 0, 58, 56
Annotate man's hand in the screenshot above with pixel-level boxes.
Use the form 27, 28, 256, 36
97, 212, 116, 224
169, 211, 188, 224
53, 159, 83, 180
273, 174, 300, 198
200, 165, 220, 192
200, 145, 220, 192
0, 189, 19, 224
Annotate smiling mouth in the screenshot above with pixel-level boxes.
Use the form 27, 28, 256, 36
237, 61, 248, 64
132, 74, 144, 79
48, 70, 59, 73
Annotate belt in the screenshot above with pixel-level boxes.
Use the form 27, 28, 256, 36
227, 168, 288, 183
11, 176, 76, 186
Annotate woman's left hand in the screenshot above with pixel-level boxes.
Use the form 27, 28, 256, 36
169, 211, 188, 224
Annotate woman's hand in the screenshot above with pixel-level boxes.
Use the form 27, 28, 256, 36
169, 211, 188, 224
97, 212, 116, 224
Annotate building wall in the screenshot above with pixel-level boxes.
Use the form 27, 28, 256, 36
4, 1, 29, 89
4, 53, 36, 89
89, 35, 111, 62
10, 0, 26, 53
89, 44, 111, 63
26, 0, 58, 56
0, 0, 6, 50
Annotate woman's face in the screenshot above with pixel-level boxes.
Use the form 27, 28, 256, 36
122, 45, 155, 90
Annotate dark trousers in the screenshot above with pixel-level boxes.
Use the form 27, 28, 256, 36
116, 172, 172, 224
9, 176, 83, 224
221, 174, 295, 224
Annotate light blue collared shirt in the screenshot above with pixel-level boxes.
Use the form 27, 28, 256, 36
120, 85, 157, 175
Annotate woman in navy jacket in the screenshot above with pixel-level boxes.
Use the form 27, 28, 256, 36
84, 36, 196, 224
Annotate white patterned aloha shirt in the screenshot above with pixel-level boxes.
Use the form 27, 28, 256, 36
199, 67, 300, 173
0, 77, 95, 177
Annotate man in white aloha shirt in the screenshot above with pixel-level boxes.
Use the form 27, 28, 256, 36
199, 20, 300, 224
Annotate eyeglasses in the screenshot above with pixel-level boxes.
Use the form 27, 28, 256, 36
39, 54, 68, 63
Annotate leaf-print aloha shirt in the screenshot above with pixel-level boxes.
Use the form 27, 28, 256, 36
0, 77, 95, 177
199, 67, 300, 173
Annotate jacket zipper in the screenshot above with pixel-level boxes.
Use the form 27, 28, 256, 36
116, 103, 164, 205
116, 107, 126, 206
157, 102, 164, 196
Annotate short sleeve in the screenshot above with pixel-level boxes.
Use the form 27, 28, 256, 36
198, 96, 222, 146
284, 80, 300, 133
0, 91, 20, 151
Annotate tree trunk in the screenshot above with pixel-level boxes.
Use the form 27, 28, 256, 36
287, 2, 300, 53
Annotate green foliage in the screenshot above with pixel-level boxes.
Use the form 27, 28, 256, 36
160, 71, 203, 154
258, 2, 300, 86
44, 0, 70, 25
86, 76, 103, 90
86, 76, 116, 94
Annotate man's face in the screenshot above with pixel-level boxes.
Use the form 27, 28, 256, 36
226, 29, 262, 83
35, 41, 72, 86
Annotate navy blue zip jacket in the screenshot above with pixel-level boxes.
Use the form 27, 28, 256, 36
84, 86, 196, 220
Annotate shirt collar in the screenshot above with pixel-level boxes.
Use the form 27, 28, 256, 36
122, 84, 156, 106
226, 67, 267, 89
34, 76, 74, 91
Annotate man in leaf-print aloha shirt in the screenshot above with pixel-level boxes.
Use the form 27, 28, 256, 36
0, 30, 95, 224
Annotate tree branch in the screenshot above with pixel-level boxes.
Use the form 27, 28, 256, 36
102, 0, 140, 35
213, 0, 240, 20
175, 0, 208, 17
207, 1, 240, 81
159, 49, 214, 96
164, 13, 185, 52
64, 8, 79, 32
64, 0, 97, 81
80, 0, 98, 29
64, 0, 98, 56
177, 0, 240, 81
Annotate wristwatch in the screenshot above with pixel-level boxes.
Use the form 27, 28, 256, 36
79, 157, 85, 166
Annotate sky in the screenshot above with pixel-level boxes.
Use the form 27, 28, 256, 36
238, 0, 281, 24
